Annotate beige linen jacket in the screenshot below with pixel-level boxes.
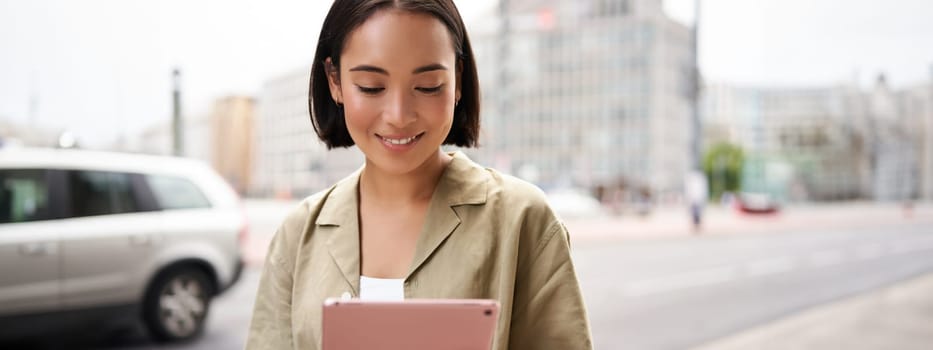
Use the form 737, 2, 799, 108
245, 152, 592, 349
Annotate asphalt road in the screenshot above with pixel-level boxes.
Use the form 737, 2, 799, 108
9, 202, 933, 349
576, 222, 933, 349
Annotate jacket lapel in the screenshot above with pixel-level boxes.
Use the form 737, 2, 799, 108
313, 153, 490, 289
316, 170, 362, 296
406, 152, 488, 279
406, 191, 461, 279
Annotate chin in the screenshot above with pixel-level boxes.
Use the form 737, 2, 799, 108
365, 149, 437, 175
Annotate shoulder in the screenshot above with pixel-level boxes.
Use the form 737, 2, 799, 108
485, 168, 553, 219
443, 152, 560, 232
265, 175, 348, 267
479, 168, 568, 246
279, 188, 332, 233
444, 153, 558, 227
281, 170, 358, 229
479, 168, 573, 267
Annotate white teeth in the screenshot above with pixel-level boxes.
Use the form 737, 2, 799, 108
383, 135, 417, 145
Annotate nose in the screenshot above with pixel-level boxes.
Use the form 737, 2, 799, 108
383, 89, 416, 128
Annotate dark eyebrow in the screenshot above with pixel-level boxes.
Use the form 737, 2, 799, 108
412, 63, 447, 74
348, 63, 447, 76
348, 65, 388, 75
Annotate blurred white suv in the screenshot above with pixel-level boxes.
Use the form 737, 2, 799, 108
0, 147, 246, 342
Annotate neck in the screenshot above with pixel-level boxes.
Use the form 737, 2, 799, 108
359, 149, 453, 205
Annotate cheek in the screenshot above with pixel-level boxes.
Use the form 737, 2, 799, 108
342, 95, 380, 131
422, 92, 457, 121
344, 89, 379, 113
417, 99, 455, 135
424, 98, 453, 115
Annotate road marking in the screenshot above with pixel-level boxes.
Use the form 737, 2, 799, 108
618, 236, 933, 297
884, 244, 898, 254
623, 266, 737, 297
854, 243, 884, 261
745, 256, 795, 277
889, 240, 933, 254
912, 237, 933, 250
891, 241, 933, 254
808, 250, 845, 267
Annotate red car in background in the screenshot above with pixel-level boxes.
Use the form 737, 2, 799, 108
735, 192, 781, 214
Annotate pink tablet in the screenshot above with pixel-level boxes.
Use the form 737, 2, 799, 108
322, 298, 500, 350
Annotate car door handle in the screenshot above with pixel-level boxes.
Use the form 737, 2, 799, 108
19, 242, 51, 256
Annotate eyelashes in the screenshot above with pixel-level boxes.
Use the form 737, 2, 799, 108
357, 86, 384, 94
355, 84, 444, 95
416, 85, 443, 94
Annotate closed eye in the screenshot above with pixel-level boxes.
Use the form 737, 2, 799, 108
416, 84, 444, 94
356, 85, 384, 95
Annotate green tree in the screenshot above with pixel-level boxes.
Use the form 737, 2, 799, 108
703, 142, 744, 201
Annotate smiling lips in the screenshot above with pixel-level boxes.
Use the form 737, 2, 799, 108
378, 132, 424, 146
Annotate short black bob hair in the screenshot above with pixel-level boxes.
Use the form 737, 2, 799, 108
309, 0, 481, 149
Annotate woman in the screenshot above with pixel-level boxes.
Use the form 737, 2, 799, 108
246, 0, 592, 349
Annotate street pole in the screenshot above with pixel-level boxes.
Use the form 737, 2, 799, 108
691, 0, 703, 172
688, 0, 705, 232
716, 153, 725, 201
172, 68, 184, 157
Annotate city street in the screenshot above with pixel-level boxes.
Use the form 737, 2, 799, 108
21, 201, 933, 349
5, 0, 933, 349
578, 221, 933, 349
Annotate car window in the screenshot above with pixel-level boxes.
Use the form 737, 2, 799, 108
69, 170, 139, 218
145, 175, 211, 210
0, 169, 51, 224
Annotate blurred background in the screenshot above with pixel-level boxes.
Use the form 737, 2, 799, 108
2, 0, 933, 349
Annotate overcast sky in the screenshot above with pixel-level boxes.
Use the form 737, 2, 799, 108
2, 0, 932, 147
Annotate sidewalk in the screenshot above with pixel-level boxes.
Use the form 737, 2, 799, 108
693, 271, 933, 350
562, 201, 933, 242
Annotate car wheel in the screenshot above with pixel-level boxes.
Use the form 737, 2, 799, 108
143, 267, 213, 342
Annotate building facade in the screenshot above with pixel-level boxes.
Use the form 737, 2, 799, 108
703, 72, 933, 202
253, 67, 363, 198
703, 83, 866, 201
897, 71, 933, 200
470, 0, 694, 201
0, 121, 62, 148
210, 96, 256, 195
121, 99, 252, 194
127, 113, 211, 164
867, 76, 917, 201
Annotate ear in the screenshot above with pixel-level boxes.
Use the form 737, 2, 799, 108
325, 57, 343, 105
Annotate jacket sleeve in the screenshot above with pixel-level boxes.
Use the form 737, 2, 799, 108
245, 226, 297, 350
509, 221, 593, 350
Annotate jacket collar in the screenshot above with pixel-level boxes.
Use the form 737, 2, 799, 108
315, 151, 488, 294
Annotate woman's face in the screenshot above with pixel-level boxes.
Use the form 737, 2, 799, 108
327, 9, 460, 175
